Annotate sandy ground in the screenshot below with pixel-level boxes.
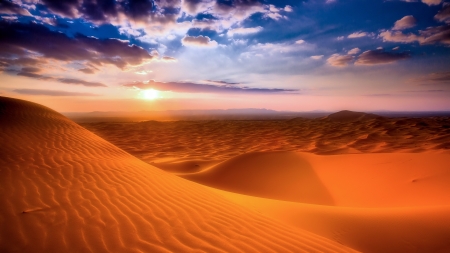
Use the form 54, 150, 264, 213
81, 115, 450, 166
0, 97, 359, 253
1, 96, 450, 252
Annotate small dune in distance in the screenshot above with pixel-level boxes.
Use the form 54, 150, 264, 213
1, 96, 450, 253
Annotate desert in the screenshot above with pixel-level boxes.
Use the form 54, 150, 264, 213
1, 0, 450, 252
1, 96, 450, 253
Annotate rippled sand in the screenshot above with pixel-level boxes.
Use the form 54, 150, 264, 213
2, 96, 450, 253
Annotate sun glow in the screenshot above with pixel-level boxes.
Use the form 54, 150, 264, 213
143, 89, 160, 100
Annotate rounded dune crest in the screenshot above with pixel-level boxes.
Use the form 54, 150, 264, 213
182, 151, 334, 205
323, 110, 383, 122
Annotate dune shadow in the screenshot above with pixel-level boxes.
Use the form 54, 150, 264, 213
181, 151, 335, 205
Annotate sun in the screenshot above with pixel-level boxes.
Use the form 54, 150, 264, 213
143, 89, 160, 100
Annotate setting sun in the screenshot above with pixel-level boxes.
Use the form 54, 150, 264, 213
143, 89, 160, 100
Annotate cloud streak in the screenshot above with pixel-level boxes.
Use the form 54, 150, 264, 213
123, 80, 296, 94
15, 70, 107, 87
355, 50, 410, 65
14, 89, 98, 96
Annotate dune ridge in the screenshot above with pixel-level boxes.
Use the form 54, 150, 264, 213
0, 96, 357, 252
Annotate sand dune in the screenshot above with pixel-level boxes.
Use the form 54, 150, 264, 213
0, 96, 357, 252
182, 152, 334, 205
80, 116, 450, 253
214, 190, 450, 253
189, 152, 450, 253
81, 115, 450, 166
321, 110, 382, 122
182, 151, 450, 207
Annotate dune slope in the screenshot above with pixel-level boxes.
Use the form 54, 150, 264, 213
182, 151, 450, 207
214, 190, 450, 253
0, 96, 357, 252
182, 152, 334, 205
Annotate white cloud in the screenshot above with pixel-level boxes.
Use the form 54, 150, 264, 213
310, 55, 324, 60
393, 15, 417, 30
348, 32, 368, 38
284, 5, 293, 12
227, 26, 263, 36
327, 54, 354, 67
181, 35, 218, 48
348, 48, 361, 55
422, 0, 442, 6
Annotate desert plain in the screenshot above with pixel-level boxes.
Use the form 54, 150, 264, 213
1, 96, 450, 253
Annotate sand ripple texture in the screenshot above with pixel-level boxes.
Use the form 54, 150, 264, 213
0, 96, 358, 252
81, 116, 450, 164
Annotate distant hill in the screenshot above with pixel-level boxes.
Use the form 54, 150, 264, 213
323, 110, 383, 122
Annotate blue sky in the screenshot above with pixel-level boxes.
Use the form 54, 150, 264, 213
0, 0, 449, 112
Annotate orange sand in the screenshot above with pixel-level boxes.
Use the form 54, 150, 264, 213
0, 96, 357, 252
81, 108, 450, 253
2, 96, 450, 253
81, 115, 450, 165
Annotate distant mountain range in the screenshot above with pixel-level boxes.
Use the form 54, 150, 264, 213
63, 109, 450, 123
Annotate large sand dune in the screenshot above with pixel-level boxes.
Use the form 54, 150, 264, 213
214, 190, 450, 253
80, 108, 450, 253
181, 151, 450, 252
182, 151, 450, 207
0, 97, 357, 252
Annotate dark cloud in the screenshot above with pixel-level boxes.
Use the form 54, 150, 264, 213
120, 0, 154, 22
419, 25, 450, 45
205, 80, 240, 85
355, 50, 410, 65
80, 0, 119, 22
15, 69, 107, 87
37, 0, 165, 25
78, 68, 96, 74
415, 71, 450, 84
123, 80, 296, 93
17, 71, 53, 80
57, 78, 107, 87
0, 57, 45, 67
182, 0, 204, 15
0, 21, 156, 69
214, 0, 263, 16
41, 0, 79, 17
21, 67, 40, 73
0, 0, 32, 16
14, 88, 98, 96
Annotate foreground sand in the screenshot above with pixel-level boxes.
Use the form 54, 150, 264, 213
0, 96, 358, 252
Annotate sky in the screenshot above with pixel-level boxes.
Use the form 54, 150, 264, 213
0, 0, 449, 112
